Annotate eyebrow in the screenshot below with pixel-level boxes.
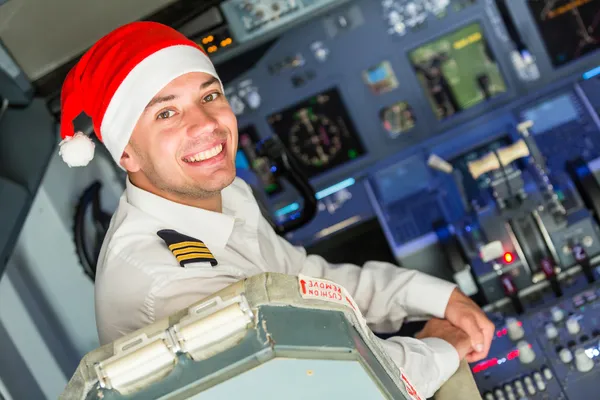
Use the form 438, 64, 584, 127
144, 77, 221, 110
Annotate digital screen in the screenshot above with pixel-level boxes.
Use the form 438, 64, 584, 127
409, 23, 507, 120
362, 61, 399, 95
237, 125, 282, 196
526, 0, 600, 67
380, 102, 416, 137
267, 87, 366, 178
521, 94, 580, 135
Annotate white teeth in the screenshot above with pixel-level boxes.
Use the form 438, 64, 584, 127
185, 144, 223, 162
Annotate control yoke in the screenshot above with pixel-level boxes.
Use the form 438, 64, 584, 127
256, 136, 318, 235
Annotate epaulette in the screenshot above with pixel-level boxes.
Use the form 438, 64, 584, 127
157, 229, 218, 267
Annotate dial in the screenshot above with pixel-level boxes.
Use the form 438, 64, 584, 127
289, 109, 343, 168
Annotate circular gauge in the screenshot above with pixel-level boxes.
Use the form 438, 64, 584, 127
289, 109, 343, 168
382, 0, 452, 36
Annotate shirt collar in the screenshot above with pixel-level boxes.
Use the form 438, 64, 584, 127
125, 178, 240, 251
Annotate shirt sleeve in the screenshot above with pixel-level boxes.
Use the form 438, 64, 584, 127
255, 214, 460, 396
378, 336, 460, 398
256, 214, 457, 332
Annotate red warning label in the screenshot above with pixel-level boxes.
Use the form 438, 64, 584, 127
299, 276, 345, 303
400, 368, 423, 400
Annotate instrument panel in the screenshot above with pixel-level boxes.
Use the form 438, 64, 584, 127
212, 0, 600, 395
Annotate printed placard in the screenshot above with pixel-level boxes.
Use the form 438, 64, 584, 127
298, 274, 367, 328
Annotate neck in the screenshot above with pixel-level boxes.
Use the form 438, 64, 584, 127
129, 174, 223, 213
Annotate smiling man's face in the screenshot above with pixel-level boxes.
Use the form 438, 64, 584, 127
120, 72, 238, 202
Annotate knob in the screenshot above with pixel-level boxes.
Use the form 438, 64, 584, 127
517, 340, 536, 364
575, 348, 594, 372
551, 307, 565, 322
245, 90, 261, 110
507, 317, 525, 340
567, 316, 581, 335
559, 347, 573, 363
545, 323, 559, 340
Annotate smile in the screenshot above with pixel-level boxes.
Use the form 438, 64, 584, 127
183, 143, 224, 163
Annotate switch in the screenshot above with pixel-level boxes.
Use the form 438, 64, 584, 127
572, 243, 595, 283
559, 347, 573, 363
517, 340, 536, 364
542, 367, 553, 380
575, 348, 594, 372
551, 306, 565, 322
507, 317, 524, 340
494, 389, 506, 400
500, 274, 524, 314
545, 323, 559, 340
567, 316, 581, 335
533, 372, 546, 391
540, 257, 562, 297
513, 380, 526, 398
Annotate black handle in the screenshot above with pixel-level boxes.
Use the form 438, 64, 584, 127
257, 137, 317, 235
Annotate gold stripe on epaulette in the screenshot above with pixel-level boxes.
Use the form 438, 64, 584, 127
176, 252, 216, 263
172, 247, 212, 256
168, 241, 207, 251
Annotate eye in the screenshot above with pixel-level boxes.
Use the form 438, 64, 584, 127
156, 109, 176, 120
202, 92, 221, 103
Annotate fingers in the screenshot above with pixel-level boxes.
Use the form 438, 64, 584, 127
464, 315, 496, 363
459, 314, 485, 353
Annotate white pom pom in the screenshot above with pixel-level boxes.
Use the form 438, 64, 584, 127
59, 132, 95, 167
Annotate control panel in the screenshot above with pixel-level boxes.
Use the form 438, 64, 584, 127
88, 0, 600, 397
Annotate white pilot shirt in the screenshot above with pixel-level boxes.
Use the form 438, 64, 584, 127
95, 177, 460, 397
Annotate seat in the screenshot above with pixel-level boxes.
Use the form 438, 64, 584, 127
60, 273, 481, 400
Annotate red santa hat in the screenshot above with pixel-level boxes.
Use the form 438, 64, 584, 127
59, 21, 222, 167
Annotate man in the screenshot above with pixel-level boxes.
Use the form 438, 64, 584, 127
59, 21, 494, 398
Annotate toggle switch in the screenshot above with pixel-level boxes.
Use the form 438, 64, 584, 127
545, 323, 559, 340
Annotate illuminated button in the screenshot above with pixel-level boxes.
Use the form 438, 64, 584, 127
559, 348, 573, 363
484, 393, 495, 400
245, 90, 261, 110
535, 379, 546, 391
563, 245, 571, 255
584, 235, 593, 247
517, 340, 536, 364
506, 392, 516, 400
494, 389, 505, 400
503, 384, 513, 394
545, 323, 559, 340
526, 383, 536, 396
551, 307, 565, 322
533, 371, 543, 382
229, 95, 245, 115
513, 380, 526, 398
575, 348, 594, 372
507, 317, 524, 340
543, 367, 553, 380
567, 316, 581, 335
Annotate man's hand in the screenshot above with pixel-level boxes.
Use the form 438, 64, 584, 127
415, 318, 473, 360
444, 288, 495, 363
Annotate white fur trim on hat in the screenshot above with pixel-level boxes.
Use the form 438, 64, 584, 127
100, 45, 221, 165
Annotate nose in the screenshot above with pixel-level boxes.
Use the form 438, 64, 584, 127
185, 104, 219, 138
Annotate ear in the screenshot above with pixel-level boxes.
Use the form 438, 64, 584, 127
119, 144, 141, 173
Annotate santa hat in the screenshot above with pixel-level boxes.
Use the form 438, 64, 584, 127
59, 21, 222, 167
